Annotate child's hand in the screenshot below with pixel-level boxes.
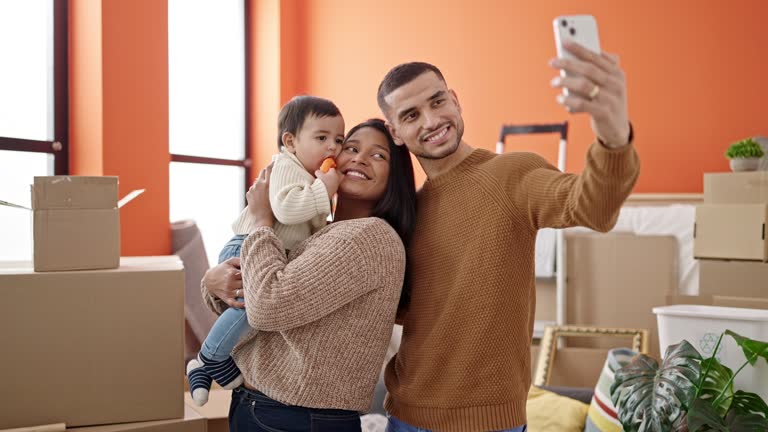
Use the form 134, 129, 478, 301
316, 168, 344, 198
246, 163, 275, 228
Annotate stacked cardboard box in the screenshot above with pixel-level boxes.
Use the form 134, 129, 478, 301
0, 257, 186, 430
694, 171, 768, 304
0, 175, 192, 430
695, 172, 768, 261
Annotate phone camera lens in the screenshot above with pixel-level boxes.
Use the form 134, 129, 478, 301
561, 19, 567, 27
569, 27, 576, 36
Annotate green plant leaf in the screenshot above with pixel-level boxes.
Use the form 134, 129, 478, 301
725, 330, 768, 366
688, 399, 727, 431
611, 341, 702, 432
725, 138, 765, 159
729, 391, 768, 418
697, 358, 734, 417
724, 409, 768, 431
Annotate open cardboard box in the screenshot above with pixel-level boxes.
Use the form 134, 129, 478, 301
0, 176, 143, 271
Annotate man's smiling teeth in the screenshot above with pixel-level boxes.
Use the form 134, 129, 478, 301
346, 170, 368, 179
425, 126, 448, 142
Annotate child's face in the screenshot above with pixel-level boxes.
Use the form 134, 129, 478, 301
285, 115, 345, 173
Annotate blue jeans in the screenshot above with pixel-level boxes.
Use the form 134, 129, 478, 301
200, 235, 249, 361
387, 415, 526, 432
229, 386, 361, 432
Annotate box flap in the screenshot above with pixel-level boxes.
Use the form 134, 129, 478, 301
0, 199, 31, 210
32, 176, 118, 210
118, 189, 145, 208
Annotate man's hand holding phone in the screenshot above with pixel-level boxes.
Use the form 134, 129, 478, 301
551, 16, 631, 149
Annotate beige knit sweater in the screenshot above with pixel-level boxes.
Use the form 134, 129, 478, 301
231, 151, 331, 250
204, 217, 405, 412
384, 142, 640, 431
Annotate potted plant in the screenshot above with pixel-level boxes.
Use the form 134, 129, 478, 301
725, 138, 765, 172
610, 330, 768, 431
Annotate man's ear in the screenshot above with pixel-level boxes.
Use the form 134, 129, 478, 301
385, 121, 405, 146
282, 132, 296, 152
449, 89, 462, 114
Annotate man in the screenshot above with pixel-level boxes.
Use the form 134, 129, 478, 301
377, 40, 639, 432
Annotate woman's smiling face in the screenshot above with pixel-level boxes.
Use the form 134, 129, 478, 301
336, 127, 391, 202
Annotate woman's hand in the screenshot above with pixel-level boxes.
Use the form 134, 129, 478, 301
203, 257, 245, 309
246, 163, 275, 228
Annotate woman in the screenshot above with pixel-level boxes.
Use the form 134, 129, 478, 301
201, 118, 416, 432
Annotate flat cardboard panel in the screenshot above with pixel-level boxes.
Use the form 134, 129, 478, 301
698, 259, 768, 298
534, 278, 556, 322
0, 257, 185, 429
530, 345, 610, 388
65, 406, 205, 432
33, 209, 119, 271
694, 204, 768, 261
564, 233, 678, 360
704, 171, 768, 204
32, 177, 118, 210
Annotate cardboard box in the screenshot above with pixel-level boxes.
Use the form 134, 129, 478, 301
698, 259, 768, 298
65, 406, 205, 432
534, 278, 556, 322
31, 177, 145, 271
184, 390, 230, 432
0, 257, 185, 429
704, 171, 768, 204
0, 176, 143, 272
694, 204, 768, 261
563, 232, 678, 359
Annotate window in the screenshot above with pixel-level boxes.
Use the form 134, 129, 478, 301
168, 0, 250, 266
0, 0, 68, 261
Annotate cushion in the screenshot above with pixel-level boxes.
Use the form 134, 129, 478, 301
584, 348, 637, 432
527, 385, 589, 432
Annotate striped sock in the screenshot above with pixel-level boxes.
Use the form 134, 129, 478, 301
199, 353, 243, 389
186, 359, 211, 406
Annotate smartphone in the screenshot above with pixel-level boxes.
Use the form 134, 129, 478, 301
553, 15, 601, 97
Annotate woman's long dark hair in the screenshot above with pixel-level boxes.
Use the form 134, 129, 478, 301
344, 119, 416, 311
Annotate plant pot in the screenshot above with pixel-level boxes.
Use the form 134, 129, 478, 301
729, 157, 761, 172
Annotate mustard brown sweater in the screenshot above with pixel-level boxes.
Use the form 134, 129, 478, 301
384, 142, 640, 431
204, 217, 405, 412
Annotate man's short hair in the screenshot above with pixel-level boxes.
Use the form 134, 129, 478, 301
376, 62, 446, 116
277, 95, 341, 150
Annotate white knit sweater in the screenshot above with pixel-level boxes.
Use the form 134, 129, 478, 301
231, 151, 331, 250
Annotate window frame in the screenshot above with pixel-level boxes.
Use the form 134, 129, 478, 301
0, 0, 69, 175
168, 0, 252, 194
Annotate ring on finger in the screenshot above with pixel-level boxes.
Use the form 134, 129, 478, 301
588, 85, 600, 100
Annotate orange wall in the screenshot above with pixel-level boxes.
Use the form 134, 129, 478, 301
70, 0, 170, 256
67, 1, 767, 257
295, 0, 768, 192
